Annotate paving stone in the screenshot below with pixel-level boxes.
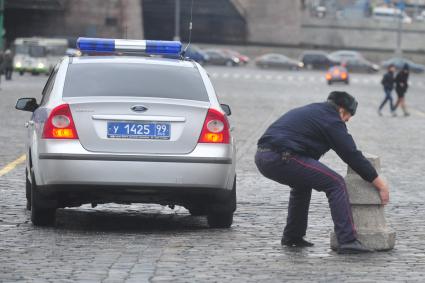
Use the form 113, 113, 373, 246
0, 69, 425, 282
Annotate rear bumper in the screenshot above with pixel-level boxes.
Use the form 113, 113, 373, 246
37, 157, 233, 188
328, 77, 348, 82
33, 141, 236, 191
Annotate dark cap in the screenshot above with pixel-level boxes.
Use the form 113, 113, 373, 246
327, 91, 358, 116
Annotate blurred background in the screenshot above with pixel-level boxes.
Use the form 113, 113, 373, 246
1, 0, 425, 74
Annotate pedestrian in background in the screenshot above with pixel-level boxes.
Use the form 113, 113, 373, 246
393, 64, 410, 116
3, 50, 14, 81
255, 91, 389, 254
378, 65, 396, 116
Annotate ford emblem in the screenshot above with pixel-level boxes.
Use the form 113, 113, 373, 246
131, 105, 148, 113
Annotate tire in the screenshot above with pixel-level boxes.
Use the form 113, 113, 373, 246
30, 174, 56, 226
207, 212, 233, 228
225, 60, 234, 67
207, 176, 236, 228
25, 169, 31, 210
328, 80, 332, 85
345, 80, 349, 85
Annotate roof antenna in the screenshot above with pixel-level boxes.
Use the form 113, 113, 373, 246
180, 0, 194, 59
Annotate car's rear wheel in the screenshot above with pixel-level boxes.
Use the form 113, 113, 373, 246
207, 176, 236, 228
30, 175, 56, 226
207, 212, 233, 228
25, 169, 31, 210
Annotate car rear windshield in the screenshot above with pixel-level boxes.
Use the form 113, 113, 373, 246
63, 62, 209, 101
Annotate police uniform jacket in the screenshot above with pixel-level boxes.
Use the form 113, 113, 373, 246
257, 102, 378, 182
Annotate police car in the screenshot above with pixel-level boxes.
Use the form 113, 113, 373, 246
16, 38, 236, 227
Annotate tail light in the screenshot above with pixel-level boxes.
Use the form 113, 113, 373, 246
326, 73, 332, 80
43, 104, 79, 139
341, 72, 348, 79
198, 108, 230, 144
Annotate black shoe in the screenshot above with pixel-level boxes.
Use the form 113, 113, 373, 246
337, 240, 373, 254
281, 237, 314, 247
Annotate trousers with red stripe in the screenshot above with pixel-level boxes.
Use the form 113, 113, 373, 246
255, 150, 357, 244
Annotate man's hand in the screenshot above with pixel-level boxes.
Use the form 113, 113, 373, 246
372, 176, 390, 205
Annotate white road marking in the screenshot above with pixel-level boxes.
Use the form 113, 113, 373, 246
410, 108, 425, 117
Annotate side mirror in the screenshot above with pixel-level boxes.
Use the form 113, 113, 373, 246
16, 98, 39, 112
221, 104, 232, 116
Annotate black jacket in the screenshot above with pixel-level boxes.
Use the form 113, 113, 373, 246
381, 71, 394, 90
258, 102, 378, 182
395, 71, 409, 93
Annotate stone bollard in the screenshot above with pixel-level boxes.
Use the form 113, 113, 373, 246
330, 154, 395, 251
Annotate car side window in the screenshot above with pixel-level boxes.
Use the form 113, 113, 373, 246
40, 64, 60, 106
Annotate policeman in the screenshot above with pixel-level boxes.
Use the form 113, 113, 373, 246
255, 91, 390, 254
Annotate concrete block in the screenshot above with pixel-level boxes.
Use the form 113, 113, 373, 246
331, 229, 396, 251
330, 154, 395, 251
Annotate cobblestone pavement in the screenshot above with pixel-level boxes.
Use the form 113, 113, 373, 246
1, 67, 425, 282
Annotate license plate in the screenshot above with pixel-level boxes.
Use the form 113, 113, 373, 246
107, 122, 170, 140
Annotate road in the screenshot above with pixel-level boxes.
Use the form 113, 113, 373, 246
1, 66, 425, 282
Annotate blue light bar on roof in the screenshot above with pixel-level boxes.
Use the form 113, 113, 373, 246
76, 37, 182, 55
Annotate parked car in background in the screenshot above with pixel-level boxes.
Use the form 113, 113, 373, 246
373, 7, 412, 24
326, 66, 349, 85
203, 49, 241, 66
381, 57, 425, 73
223, 49, 250, 65
344, 58, 379, 73
181, 45, 210, 65
329, 50, 379, 73
329, 50, 364, 63
300, 50, 337, 70
255, 53, 303, 70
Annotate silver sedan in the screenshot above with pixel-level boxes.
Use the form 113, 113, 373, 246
16, 55, 236, 228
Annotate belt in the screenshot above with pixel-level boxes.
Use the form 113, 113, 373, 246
257, 147, 293, 161
257, 147, 274, 152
